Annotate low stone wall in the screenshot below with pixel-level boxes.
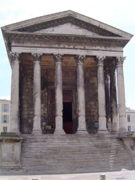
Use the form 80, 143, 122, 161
120, 132, 135, 167
0, 133, 23, 170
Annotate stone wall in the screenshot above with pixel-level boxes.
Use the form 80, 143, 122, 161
41, 63, 55, 134
19, 54, 33, 133
84, 58, 98, 133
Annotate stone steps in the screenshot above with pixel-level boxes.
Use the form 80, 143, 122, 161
18, 134, 134, 174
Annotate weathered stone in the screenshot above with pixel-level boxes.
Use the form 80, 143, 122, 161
116, 57, 127, 132
0, 136, 23, 168
1, 10, 133, 174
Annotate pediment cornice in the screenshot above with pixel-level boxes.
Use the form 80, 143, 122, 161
12, 16, 121, 37
2, 10, 133, 40
1, 10, 133, 55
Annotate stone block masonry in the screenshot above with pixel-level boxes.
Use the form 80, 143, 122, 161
19, 55, 34, 133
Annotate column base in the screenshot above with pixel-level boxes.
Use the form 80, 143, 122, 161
97, 130, 109, 134
111, 116, 119, 132
97, 130, 110, 138
32, 130, 42, 135
54, 129, 65, 135
111, 130, 119, 135
76, 130, 88, 134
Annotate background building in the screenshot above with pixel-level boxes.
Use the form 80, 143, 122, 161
126, 107, 135, 132
0, 99, 11, 133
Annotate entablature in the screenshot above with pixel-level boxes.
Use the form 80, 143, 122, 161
8, 32, 127, 50
11, 46, 123, 58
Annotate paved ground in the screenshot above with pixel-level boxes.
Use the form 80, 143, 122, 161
0, 169, 135, 180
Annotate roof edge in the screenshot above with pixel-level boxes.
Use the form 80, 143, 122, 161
1, 10, 133, 40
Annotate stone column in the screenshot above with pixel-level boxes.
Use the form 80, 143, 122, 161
97, 56, 107, 131
76, 55, 87, 133
110, 67, 118, 132
104, 72, 111, 131
32, 53, 42, 134
116, 57, 126, 132
10, 52, 20, 134
54, 54, 65, 134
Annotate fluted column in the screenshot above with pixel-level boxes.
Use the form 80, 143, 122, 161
116, 57, 126, 132
76, 55, 87, 133
32, 53, 42, 134
10, 52, 20, 134
97, 56, 107, 131
54, 54, 65, 134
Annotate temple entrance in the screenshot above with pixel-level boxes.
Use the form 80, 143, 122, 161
63, 90, 73, 134
50, 90, 73, 134
63, 102, 73, 134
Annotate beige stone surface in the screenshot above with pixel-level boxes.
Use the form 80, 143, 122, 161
97, 56, 107, 131
0, 170, 135, 180
32, 53, 42, 134
10, 53, 20, 133
117, 57, 127, 132
76, 55, 86, 132
0, 136, 23, 168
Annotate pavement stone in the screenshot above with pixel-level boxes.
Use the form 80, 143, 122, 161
0, 169, 135, 180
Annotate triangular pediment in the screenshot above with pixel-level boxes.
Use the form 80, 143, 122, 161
34, 23, 99, 36
2, 10, 133, 40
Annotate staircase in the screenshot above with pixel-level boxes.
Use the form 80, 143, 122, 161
20, 133, 133, 174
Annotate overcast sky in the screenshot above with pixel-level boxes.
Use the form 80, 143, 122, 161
0, 0, 135, 109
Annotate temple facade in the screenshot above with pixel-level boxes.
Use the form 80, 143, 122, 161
0, 10, 134, 174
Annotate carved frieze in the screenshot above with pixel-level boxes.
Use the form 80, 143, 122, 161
9, 33, 127, 48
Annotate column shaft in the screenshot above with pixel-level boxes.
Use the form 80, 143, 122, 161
97, 56, 107, 131
110, 68, 118, 132
76, 55, 87, 133
105, 72, 111, 131
32, 53, 42, 134
10, 52, 20, 134
54, 54, 64, 134
116, 57, 126, 132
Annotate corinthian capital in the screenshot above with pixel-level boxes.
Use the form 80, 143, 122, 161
96, 56, 106, 66
32, 53, 42, 62
53, 54, 63, 62
9, 52, 20, 63
116, 57, 126, 67
75, 55, 86, 64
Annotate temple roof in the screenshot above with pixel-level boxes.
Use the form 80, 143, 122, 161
1, 10, 133, 58
2, 10, 133, 40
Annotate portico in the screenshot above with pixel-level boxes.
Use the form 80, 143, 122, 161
9, 51, 127, 134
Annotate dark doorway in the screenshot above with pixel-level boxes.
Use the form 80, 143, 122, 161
63, 102, 73, 134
